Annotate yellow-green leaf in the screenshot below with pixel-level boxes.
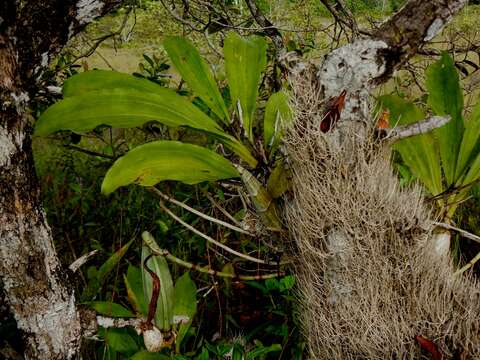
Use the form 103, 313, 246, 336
101, 141, 239, 195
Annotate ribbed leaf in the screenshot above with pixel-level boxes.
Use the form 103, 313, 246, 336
224, 32, 267, 141
35, 88, 224, 137
455, 102, 480, 181
263, 91, 293, 154
101, 141, 239, 194
379, 95, 443, 195
62, 70, 169, 97
173, 272, 197, 352
164, 36, 229, 124
141, 234, 174, 331
426, 53, 464, 185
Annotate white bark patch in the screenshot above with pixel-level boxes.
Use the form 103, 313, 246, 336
318, 40, 388, 99
0, 125, 22, 167
317, 40, 388, 139
41, 52, 50, 67
10, 92, 30, 114
76, 0, 103, 25
425, 18, 445, 41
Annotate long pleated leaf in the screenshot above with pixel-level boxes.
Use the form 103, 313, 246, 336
141, 233, 174, 331
164, 36, 229, 124
426, 53, 464, 185
379, 95, 443, 195
35, 88, 224, 136
455, 102, 480, 181
101, 141, 239, 194
224, 32, 267, 141
35, 86, 257, 166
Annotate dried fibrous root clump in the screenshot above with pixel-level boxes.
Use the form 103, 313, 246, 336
283, 79, 480, 359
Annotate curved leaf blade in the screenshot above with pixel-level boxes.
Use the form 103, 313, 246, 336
426, 53, 464, 185
35, 88, 224, 137
101, 141, 239, 194
224, 32, 267, 141
164, 36, 229, 124
455, 101, 480, 181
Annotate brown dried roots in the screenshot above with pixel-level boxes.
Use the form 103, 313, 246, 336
283, 79, 480, 359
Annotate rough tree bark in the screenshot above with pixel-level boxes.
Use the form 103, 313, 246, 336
0, 1, 121, 358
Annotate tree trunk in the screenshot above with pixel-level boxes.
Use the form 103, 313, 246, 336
0, 115, 81, 358
0, 1, 121, 358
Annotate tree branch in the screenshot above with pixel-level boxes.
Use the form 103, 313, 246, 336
244, 0, 285, 56
378, 115, 451, 141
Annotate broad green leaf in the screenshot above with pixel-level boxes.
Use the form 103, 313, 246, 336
62, 70, 169, 98
131, 350, 170, 360
455, 102, 480, 181
164, 36, 230, 123
426, 53, 464, 185
224, 32, 267, 141
142, 233, 174, 331
379, 95, 443, 195
101, 141, 239, 194
235, 165, 282, 231
263, 91, 293, 153
124, 265, 148, 316
173, 272, 197, 352
97, 239, 133, 286
105, 328, 139, 354
35, 88, 224, 137
267, 161, 291, 198
88, 301, 134, 317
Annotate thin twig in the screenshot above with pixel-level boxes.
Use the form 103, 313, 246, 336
64, 144, 115, 159
69, 250, 99, 273
142, 231, 284, 280
148, 187, 253, 236
202, 189, 242, 226
96, 316, 143, 329
433, 221, 480, 245
244, 0, 285, 56
378, 115, 451, 141
158, 201, 275, 265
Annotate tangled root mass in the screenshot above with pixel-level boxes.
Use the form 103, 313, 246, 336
284, 78, 480, 359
